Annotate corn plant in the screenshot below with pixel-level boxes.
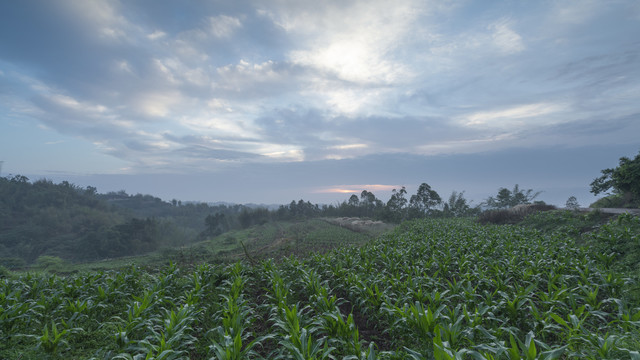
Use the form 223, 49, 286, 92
2, 217, 639, 359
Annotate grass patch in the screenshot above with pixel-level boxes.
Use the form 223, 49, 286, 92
45, 218, 391, 272
519, 209, 615, 235
590, 193, 640, 208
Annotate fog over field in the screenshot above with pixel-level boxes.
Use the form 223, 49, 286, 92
1, 1, 639, 206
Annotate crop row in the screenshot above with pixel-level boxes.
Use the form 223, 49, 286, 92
1, 218, 639, 359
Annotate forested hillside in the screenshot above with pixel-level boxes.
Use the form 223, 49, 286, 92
0, 175, 538, 268
0, 176, 244, 266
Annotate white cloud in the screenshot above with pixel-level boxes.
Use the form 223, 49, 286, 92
207, 98, 233, 112
551, 0, 603, 24
254, 1, 429, 116
323, 142, 371, 160
153, 59, 179, 84
59, 0, 137, 42
259, 146, 304, 161
489, 20, 525, 54
208, 15, 242, 38
329, 143, 368, 150
323, 88, 385, 115
414, 133, 517, 155
3, 0, 639, 179
267, 0, 420, 85
153, 58, 210, 87
461, 102, 568, 127
215, 59, 293, 96
217, 60, 278, 81
178, 114, 256, 138
171, 38, 210, 63
115, 60, 133, 74
147, 30, 166, 40
134, 91, 182, 117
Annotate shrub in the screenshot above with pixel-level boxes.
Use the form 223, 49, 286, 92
34, 255, 67, 272
590, 194, 626, 208
0, 257, 26, 270
478, 204, 556, 224
586, 213, 640, 273
223, 235, 237, 245
565, 196, 580, 210
520, 209, 614, 235
0, 265, 10, 278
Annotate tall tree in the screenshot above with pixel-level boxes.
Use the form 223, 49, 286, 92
205, 213, 228, 235
409, 183, 442, 216
443, 191, 471, 217
485, 184, 540, 209
360, 190, 383, 217
386, 187, 408, 222
565, 196, 580, 210
590, 151, 640, 203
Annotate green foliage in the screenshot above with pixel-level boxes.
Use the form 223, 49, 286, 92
565, 196, 580, 210
1, 219, 639, 359
34, 255, 67, 272
590, 193, 630, 208
442, 191, 477, 217
591, 150, 640, 204
585, 213, 640, 272
484, 184, 541, 209
478, 204, 556, 225
0, 174, 470, 268
385, 187, 409, 223
0, 265, 10, 279
520, 209, 613, 234
409, 183, 442, 216
0, 176, 260, 265
36, 321, 72, 355
0, 257, 26, 270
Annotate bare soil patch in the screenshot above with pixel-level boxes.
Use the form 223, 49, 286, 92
322, 217, 395, 236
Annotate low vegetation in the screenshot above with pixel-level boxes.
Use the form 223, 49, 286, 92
1, 216, 639, 359
477, 204, 556, 225
590, 150, 640, 208
0, 176, 478, 268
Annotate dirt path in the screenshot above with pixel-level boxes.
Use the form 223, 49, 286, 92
321, 217, 395, 235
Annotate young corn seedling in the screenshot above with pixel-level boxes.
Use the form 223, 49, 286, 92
209, 326, 272, 360
209, 268, 271, 360
278, 327, 334, 360
402, 326, 477, 360
580, 332, 621, 359
36, 321, 70, 356
129, 303, 198, 360
506, 331, 567, 360
390, 301, 445, 340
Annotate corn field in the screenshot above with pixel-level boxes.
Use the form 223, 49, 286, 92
1, 218, 639, 359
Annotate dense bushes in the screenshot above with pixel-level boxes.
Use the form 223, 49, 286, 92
477, 203, 556, 224
0, 176, 220, 264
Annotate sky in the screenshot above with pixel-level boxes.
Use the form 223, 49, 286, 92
1, 0, 639, 207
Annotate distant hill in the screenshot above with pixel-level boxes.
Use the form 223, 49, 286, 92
0, 176, 249, 267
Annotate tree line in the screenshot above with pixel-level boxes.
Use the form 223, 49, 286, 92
0, 175, 539, 267
230, 182, 547, 227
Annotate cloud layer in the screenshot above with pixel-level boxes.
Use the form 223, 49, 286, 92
1, 1, 639, 205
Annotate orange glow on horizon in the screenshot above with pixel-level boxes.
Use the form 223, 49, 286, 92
313, 184, 399, 194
